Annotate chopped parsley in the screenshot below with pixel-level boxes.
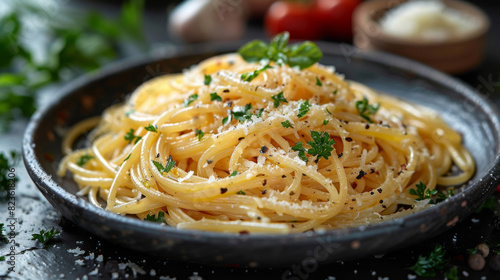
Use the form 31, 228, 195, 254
297, 100, 310, 118
355, 97, 379, 123
222, 115, 231, 125
31, 228, 60, 245
316, 76, 322, 86
124, 128, 142, 144
238, 32, 322, 70
204, 74, 212, 85
236, 190, 246, 195
281, 120, 294, 128
144, 124, 158, 133
124, 153, 131, 162
444, 266, 459, 280
408, 245, 448, 277
144, 211, 165, 223
409, 182, 437, 201
292, 142, 308, 162
307, 131, 336, 163
255, 108, 264, 118
292, 131, 336, 163
152, 155, 176, 174
195, 129, 205, 141
231, 103, 263, 123
241, 64, 272, 82
271, 91, 288, 108
229, 171, 238, 177
184, 93, 199, 107
333, 89, 338, 95
210, 92, 222, 102
323, 120, 329, 125
76, 154, 94, 167
0, 256, 4, 261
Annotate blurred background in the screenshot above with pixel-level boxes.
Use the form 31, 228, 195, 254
1, 0, 500, 279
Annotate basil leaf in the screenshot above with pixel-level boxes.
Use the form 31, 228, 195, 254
271, 32, 289, 52
238, 40, 269, 63
286, 42, 323, 70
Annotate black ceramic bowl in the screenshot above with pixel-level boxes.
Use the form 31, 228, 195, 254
23, 42, 500, 266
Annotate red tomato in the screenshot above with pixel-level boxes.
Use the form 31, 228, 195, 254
314, 0, 361, 40
265, 1, 322, 41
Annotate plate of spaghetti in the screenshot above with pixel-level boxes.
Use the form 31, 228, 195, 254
23, 34, 500, 266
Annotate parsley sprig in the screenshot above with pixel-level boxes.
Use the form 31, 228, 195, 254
355, 97, 379, 123
292, 131, 336, 163
297, 100, 310, 118
144, 211, 165, 223
229, 103, 263, 123
408, 245, 448, 277
124, 128, 142, 144
31, 228, 60, 246
144, 124, 158, 133
409, 182, 453, 205
0, 223, 8, 243
76, 154, 94, 167
271, 92, 288, 108
184, 94, 199, 107
241, 64, 272, 82
152, 155, 176, 174
238, 32, 322, 70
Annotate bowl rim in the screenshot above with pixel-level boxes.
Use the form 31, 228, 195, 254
22, 41, 500, 262
353, 0, 490, 46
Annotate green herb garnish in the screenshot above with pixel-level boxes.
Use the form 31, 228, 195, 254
408, 245, 448, 277
184, 94, 199, 107
409, 182, 437, 202
196, 129, 205, 141
271, 91, 288, 108
316, 76, 322, 86
241, 64, 272, 82
124, 153, 131, 162
297, 100, 310, 118
124, 128, 142, 144
152, 155, 176, 174
476, 196, 496, 213
355, 97, 379, 123
238, 32, 322, 70
281, 120, 294, 128
231, 103, 262, 123
307, 131, 336, 163
0, 223, 8, 243
144, 124, 157, 133
76, 154, 94, 167
204, 74, 212, 85
210, 92, 222, 102
323, 120, 329, 125
292, 142, 308, 162
222, 115, 231, 125
230, 171, 238, 177
0, 151, 20, 200
444, 266, 459, 280
236, 190, 246, 195
31, 228, 60, 245
144, 211, 165, 223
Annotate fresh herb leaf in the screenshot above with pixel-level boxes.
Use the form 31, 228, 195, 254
292, 142, 308, 162
210, 92, 222, 102
408, 245, 448, 277
196, 129, 205, 141
124, 128, 142, 144
409, 182, 438, 202
316, 76, 322, 86
222, 115, 231, 125
297, 100, 310, 118
307, 131, 336, 163
184, 94, 199, 107
356, 97, 379, 123
204, 74, 212, 85
333, 89, 338, 95
281, 120, 294, 128
124, 153, 131, 162
255, 108, 264, 118
323, 120, 329, 125
231, 103, 256, 122
31, 228, 60, 245
0, 256, 4, 261
326, 108, 332, 115
0, 223, 8, 243
271, 91, 288, 108
230, 171, 238, 177
144, 124, 157, 133
241, 64, 272, 82
238, 32, 322, 70
76, 154, 94, 167
237, 190, 246, 195
152, 155, 176, 174
144, 211, 165, 223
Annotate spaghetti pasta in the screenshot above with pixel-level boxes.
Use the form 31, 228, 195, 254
58, 40, 474, 234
